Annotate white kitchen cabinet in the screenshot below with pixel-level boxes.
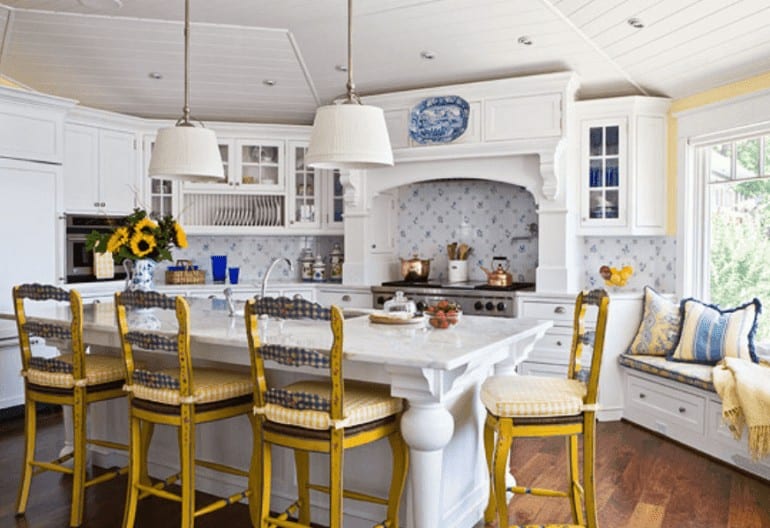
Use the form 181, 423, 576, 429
185, 138, 283, 192
63, 123, 138, 215
576, 96, 670, 236
368, 191, 396, 255
316, 287, 372, 309
323, 168, 345, 233
287, 142, 345, 234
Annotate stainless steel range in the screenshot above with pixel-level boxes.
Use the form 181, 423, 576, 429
371, 280, 535, 318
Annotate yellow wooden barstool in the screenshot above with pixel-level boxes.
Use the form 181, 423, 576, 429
244, 296, 409, 528
115, 290, 256, 528
13, 283, 130, 527
482, 289, 610, 528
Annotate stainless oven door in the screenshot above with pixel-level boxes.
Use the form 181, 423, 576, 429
66, 233, 93, 277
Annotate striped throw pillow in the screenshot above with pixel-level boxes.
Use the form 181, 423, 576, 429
669, 298, 761, 365
627, 286, 681, 356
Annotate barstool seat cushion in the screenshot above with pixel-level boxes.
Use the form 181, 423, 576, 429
481, 375, 587, 418
25, 354, 126, 389
131, 367, 252, 405
262, 380, 403, 430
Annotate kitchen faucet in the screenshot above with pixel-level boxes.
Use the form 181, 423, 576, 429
261, 257, 294, 298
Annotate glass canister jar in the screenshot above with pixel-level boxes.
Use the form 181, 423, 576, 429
312, 254, 326, 282
382, 291, 416, 318
299, 247, 314, 282
328, 242, 344, 283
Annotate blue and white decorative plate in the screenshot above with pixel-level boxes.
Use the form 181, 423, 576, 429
409, 95, 470, 144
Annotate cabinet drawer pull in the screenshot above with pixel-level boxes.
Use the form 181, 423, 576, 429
341, 295, 352, 302
678, 407, 686, 414
556, 340, 563, 346
639, 393, 646, 399
554, 306, 566, 314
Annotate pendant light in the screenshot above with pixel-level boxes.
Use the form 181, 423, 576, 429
306, 0, 393, 170
148, 0, 223, 182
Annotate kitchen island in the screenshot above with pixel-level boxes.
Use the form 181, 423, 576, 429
5, 298, 551, 528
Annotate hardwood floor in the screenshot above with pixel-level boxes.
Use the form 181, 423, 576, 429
1, 410, 768, 527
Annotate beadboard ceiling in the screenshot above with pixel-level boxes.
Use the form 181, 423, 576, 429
0, 0, 768, 124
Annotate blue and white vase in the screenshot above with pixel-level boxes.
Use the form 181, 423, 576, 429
124, 258, 157, 292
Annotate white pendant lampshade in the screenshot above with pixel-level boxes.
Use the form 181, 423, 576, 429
149, 126, 224, 181
147, 0, 224, 182
306, 103, 393, 170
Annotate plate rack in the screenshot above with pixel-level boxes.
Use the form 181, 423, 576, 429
180, 193, 285, 228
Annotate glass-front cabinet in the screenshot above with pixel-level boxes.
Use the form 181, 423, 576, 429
580, 119, 627, 230
237, 139, 284, 190
289, 142, 320, 229
326, 169, 345, 232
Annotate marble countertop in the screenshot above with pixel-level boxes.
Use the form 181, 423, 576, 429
4, 298, 552, 371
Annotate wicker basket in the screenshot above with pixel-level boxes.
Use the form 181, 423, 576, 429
165, 260, 205, 285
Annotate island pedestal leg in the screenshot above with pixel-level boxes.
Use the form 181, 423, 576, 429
399, 401, 454, 528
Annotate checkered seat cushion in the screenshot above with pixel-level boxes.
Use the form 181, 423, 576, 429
25, 354, 127, 389
481, 375, 588, 418
130, 368, 252, 405
260, 380, 403, 430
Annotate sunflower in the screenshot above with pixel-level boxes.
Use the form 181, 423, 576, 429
106, 226, 129, 253
134, 216, 157, 233
129, 231, 157, 258
173, 222, 188, 249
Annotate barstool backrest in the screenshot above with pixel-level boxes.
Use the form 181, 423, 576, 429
567, 288, 610, 406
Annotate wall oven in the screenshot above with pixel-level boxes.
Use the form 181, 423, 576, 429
65, 214, 127, 283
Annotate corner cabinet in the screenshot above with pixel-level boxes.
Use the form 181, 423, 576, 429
576, 97, 670, 236
63, 123, 139, 215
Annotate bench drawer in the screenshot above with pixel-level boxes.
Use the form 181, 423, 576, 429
626, 374, 706, 434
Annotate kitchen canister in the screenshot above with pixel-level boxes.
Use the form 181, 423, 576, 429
312, 254, 326, 282
328, 242, 344, 282
299, 247, 315, 282
447, 259, 469, 283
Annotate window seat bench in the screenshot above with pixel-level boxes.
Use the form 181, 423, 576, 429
619, 353, 770, 481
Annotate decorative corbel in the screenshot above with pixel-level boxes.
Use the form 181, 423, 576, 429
339, 169, 362, 209
538, 138, 564, 201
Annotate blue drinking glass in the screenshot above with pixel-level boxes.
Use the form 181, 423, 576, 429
211, 255, 227, 283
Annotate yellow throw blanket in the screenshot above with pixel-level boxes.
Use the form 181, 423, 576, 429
712, 357, 770, 460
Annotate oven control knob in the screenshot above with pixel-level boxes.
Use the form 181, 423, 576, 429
474, 301, 484, 311
485, 301, 494, 311
497, 302, 506, 312
376, 296, 386, 306
416, 301, 426, 312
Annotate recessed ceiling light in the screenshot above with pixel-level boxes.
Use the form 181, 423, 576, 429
517, 36, 533, 46
420, 50, 436, 60
262, 79, 276, 87
627, 17, 644, 29
335, 64, 348, 72
148, 72, 163, 80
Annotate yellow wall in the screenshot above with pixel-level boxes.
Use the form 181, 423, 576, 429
0, 76, 26, 89
667, 71, 770, 235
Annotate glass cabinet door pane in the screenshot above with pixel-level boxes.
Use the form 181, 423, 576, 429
605, 126, 619, 156
589, 190, 604, 218
151, 178, 161, 193
589, 127, 603, 156
605, 190, 619, 218
589, 160, 602, 187
605, 158, 619, 187
261, 165, 278, 185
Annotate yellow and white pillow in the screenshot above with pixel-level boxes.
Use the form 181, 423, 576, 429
669, 298, 761, 365
627, 286, 681, 356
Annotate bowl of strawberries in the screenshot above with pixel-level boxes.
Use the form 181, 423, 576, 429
424, 299, 462, 329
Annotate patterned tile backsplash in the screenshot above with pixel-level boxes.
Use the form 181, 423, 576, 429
583, 236, 677, 293
396, 180, 539, 283
167, 235, 343, 283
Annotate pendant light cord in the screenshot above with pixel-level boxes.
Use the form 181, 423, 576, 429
181, 0, 192, 126
345, 0, 361, 104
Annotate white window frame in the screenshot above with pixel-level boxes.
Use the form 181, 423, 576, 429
683, 125, 770, 354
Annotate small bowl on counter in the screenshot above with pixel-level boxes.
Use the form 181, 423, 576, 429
424, 300, 462, 329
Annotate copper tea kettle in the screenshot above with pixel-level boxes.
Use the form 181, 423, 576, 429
479, 257, 513, 287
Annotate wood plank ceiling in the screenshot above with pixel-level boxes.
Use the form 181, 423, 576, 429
0, 0, 768, 124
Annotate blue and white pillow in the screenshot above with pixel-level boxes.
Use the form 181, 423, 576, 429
627, 286, 681, 356
669, 298, 761, 365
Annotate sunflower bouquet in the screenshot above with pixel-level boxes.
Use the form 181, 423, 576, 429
86, 208, 187, 263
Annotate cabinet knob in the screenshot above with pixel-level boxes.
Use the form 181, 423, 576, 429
93, 299, 101, 304
554, 306, 566, 314
93, 202, 99, 207
556, 340, 563, 346
101, 202, 106, 207
678, 407, 686, 414
342, 295, 351, 302
639, 393, 646, 399
371, 244, 376, 249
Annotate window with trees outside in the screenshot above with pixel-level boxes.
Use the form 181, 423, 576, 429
696, 131, 770, 352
